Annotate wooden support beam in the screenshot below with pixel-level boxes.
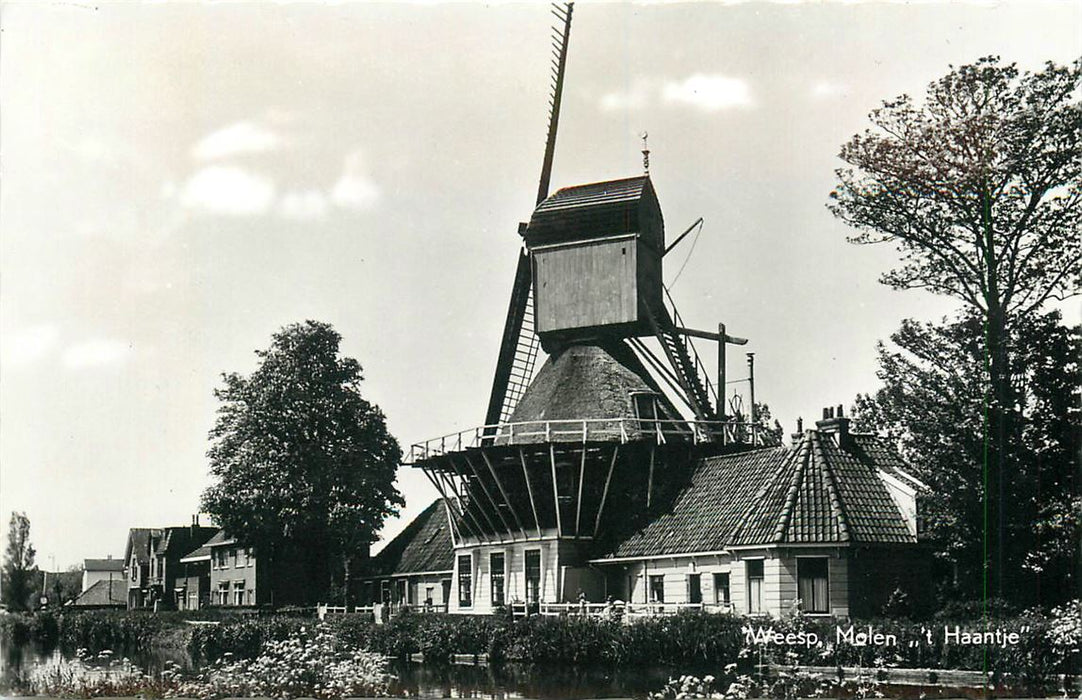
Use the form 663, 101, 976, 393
433, 469, 485, 542
574, 440, 587, 537
549, 444, 563, 537
646, 445, 656, 509
440, 466, 492, 543
458, 454, 509, 538
519, 448, 543, 537
421, 467, 461, 546
674, 325, 748, 344
481, 451, 529, 540
593, 446, 619, 538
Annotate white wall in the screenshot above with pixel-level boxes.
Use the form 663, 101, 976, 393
450, 540, 561, 614
83, 569, 122, 592
614, 548, 851, 617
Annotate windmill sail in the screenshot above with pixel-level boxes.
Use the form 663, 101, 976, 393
484, 3, 573, 428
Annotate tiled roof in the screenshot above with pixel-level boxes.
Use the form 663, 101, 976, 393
599, 429, 918, 559
68, 579, 126, 608
603, 447, 788, 558
203, 530, 233, 547
125, 528, 157, 565
155, 527, 219, 557
84, 558, 124, 572
367, 501, 453, 577
849, 434, 928, 491
815, 434, 914, 544
534, 176, 650, 214
179, 544, 212, 562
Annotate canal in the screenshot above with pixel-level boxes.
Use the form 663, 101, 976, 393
0, 634, 697, 698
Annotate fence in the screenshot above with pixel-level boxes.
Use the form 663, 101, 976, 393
509, 600, 734, 618
408, 417, 761, 463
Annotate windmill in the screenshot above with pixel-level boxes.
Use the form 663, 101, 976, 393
483, 3, 749, 433
408, 4, 772, 613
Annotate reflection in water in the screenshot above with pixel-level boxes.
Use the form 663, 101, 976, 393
1, 635, 692, 699
388, 660, 691, 699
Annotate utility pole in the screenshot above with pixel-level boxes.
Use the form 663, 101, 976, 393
746, 353, 756, 445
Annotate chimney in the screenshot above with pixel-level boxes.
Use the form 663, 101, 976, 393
790, 417, 805, 444
815, 404, 851, 450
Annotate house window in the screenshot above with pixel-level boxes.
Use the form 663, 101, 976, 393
425, 586, 435, 606
246, 548, 254, 567
218, 581, 230, 606
649, 574, 665, 603
746, 560, 764, 613
233, 582, 245, 606
713, 573, 731, 605
232, 549, 240, 568
457, 555, 473, 608
395, 579, 407, 604
380, 580, 391, 604
798, 558, 829, 614
524, 550, 541, 603
215, 549, 227, 569
490, 552, 506, 606
687, 573, 702, 604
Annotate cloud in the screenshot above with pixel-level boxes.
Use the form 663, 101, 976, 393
331, 151, 380, 211
279, 190, 330, 220
179, 165, 276, 216
2, 324, 59, 368
811, 81, 849, 99
599, 80, 653, 112
62, 339, 132, 369
662, 74, 753, 111
192, 122, 281, 161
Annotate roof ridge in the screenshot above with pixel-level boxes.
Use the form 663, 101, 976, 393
771, 433, 810, 543
730, 444, 799, 544
813, 431, 851, 542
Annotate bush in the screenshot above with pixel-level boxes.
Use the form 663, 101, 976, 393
188, 616, 307, 663
177, 625, 391, 699
56, 610, 163, 653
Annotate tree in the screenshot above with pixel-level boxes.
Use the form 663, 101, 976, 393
854, 310, 1080, 606
2, 512, 37, 611
830, 56, 1081, 598
201, 321, 403, 606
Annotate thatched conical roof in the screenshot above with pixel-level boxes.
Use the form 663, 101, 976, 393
500, 342, 685, 444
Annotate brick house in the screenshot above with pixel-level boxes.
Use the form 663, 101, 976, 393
204, 531, 264, 607
124, 522, 218, 610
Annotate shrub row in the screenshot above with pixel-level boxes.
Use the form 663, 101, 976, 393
8, 601, 1080, 688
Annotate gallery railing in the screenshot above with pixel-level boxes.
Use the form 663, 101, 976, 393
407, 417, 766, 463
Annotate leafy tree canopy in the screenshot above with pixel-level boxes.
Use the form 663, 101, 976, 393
854, 310, 1079, 606
201, 321, 403, 602
830, 56, 1080, 319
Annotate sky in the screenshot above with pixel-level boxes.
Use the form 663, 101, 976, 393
2, 1, 1079, 570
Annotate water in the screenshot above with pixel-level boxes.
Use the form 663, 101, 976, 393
0, 635, 689, 699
